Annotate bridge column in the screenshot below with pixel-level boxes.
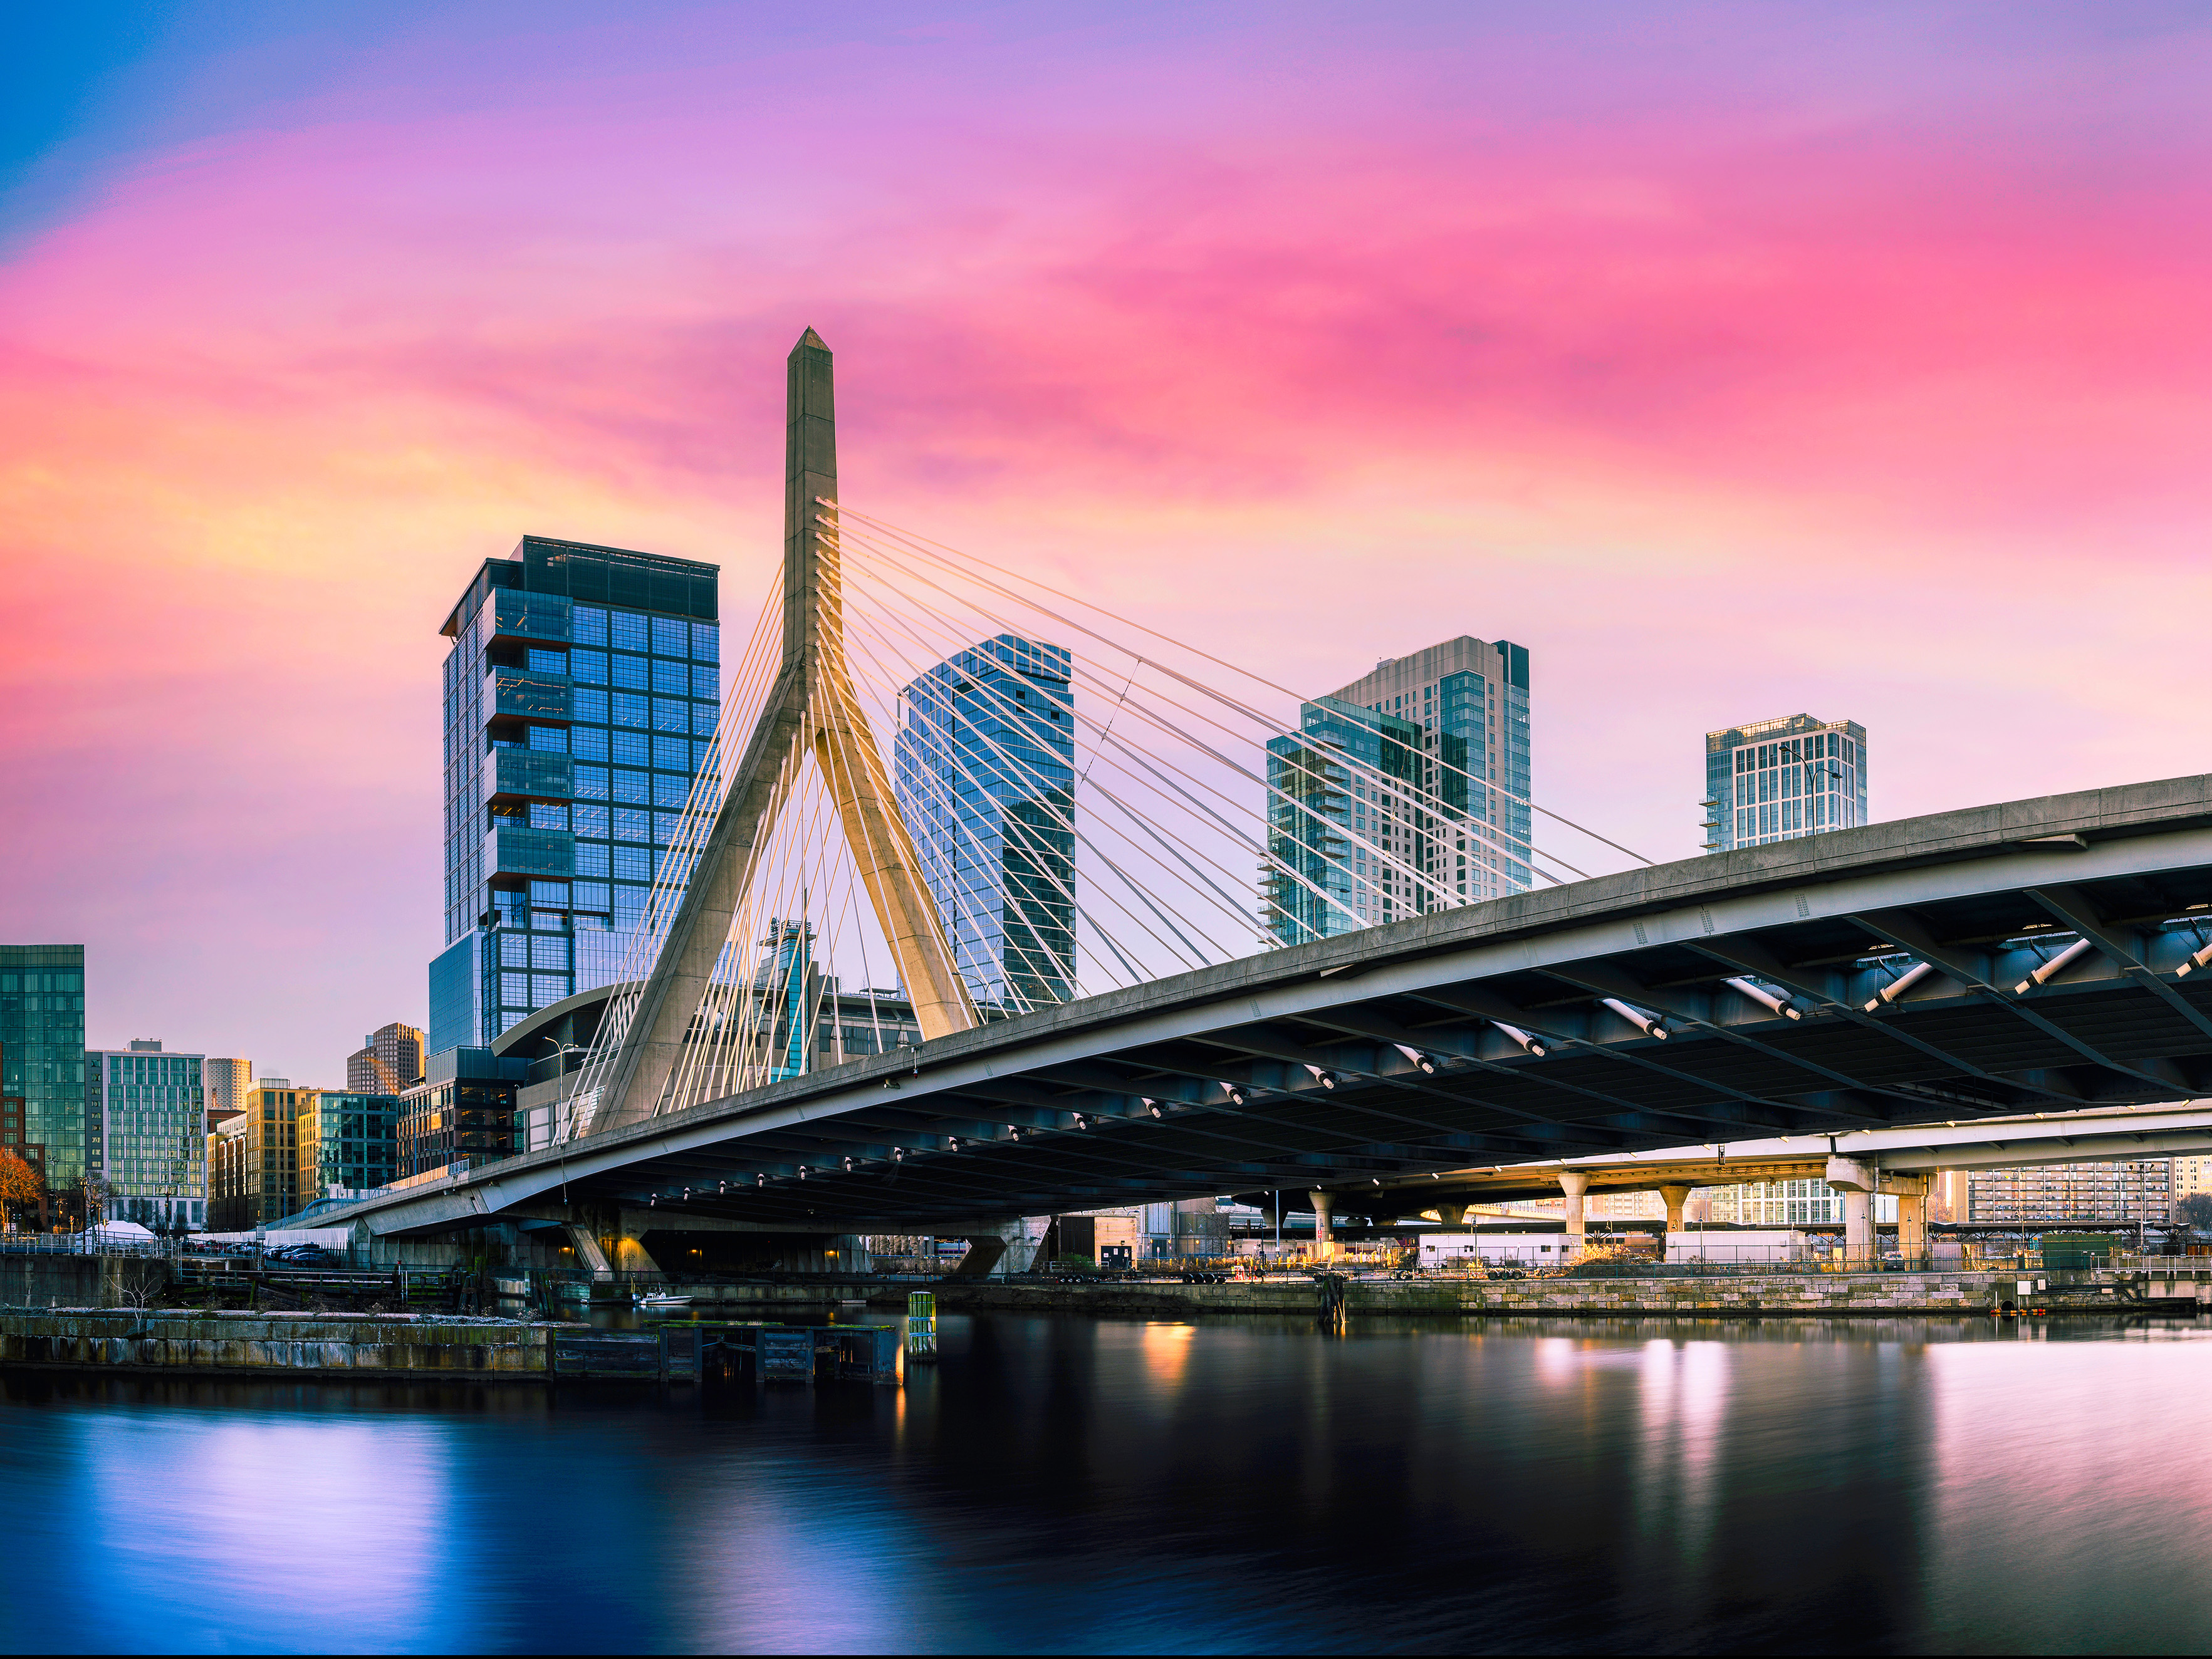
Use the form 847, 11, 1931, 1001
1825, 1157, 1877, 1266
1558, 1172, 1590, 1241
1891, 1174, 1931, 1266
1436, 1202, 1467, 1228
564, 1224, 612, 1281
1658, 1184, 1691, 1234
1308, 1190, 1335, 1258
613, 1224, 662, 1281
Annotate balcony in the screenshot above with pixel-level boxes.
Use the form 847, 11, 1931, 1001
485, 825, 575, 879
488, 748, 574, 803
486, 588, 572, 645
485, 668, 571, 724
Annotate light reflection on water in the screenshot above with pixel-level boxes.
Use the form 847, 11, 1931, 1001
3, 1315, 2211, 1653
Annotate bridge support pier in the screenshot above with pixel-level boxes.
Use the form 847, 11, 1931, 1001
1825, 1157, 1877, 1265
1434, 1202, 1466, 1228
1658, 1183, 1691, 1234
1890, 1174, 1931, 1266
613, 1225, 662, 1281
1308, 1190, 1335, 1257
1558, 1172, 1589, 1241
565, 1225, 612, 1280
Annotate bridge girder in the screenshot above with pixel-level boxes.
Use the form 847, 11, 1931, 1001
323, 774, 2212, 1237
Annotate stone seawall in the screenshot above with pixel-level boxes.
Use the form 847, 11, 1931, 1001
0, 1311, 556, 1378
916, 1271, 2115, 1318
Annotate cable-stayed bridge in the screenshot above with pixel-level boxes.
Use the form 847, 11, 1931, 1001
323, 331, 2212, 1252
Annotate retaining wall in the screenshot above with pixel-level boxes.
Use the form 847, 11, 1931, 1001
0, 1256, 170, 1310
0, 1311, 558, 1377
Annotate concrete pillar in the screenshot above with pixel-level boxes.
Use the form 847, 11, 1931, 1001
1558, 1171, 1590, 1239
1308, 1189, 1335, 1257
1840, 1190, 1874, 1263
1825, 1157, 1876, 1266
1891, 1174, 1931, 1265
1436, 1202, 1467, 1228
612, 1227, 661, 1280
564, 1224, 612, 1279
1658, 1184, 1691, 1234
950, 1235, 1008, 1277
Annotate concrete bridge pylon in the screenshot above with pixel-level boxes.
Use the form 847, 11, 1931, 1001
582, 329, 978, 1136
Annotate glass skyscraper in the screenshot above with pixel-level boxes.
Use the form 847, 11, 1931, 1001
0, 945, 86, 1191
1703, 713, 1867, 854
894, 635, 1077, 1012
1265, 637, 1531, 947
428, 536, 721, 1054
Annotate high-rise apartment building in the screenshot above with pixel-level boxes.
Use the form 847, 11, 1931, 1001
1704, 714, 1867, 854
347, 1021, 425, 1094
894, 635, 1077, 1012
0, 947, 85, 1192
88, 1039, 206, 1230
1968, 1160, 2172, 1227
427, 536, 721, 1055
1265, 638, 1531, 946
203, 1058, 253, 1130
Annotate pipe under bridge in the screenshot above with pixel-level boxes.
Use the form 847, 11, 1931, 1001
321, 771, 2212, 1242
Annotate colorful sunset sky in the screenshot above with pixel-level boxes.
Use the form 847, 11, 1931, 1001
6, 3, 2212, 1080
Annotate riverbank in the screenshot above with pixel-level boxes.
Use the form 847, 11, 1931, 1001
909, 1271, 2099, 1318
576, 1267, 2169, 1319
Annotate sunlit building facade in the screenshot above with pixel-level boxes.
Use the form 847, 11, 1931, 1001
427, 537, 721, 1054
1704, 713, 1867, 853
202, 1058, 253, 1130
1266, 637, 1531, 946
895, 635, 1077, 1012
296, 1092, 400, 1207
347, 1022, 425, 1095
398, 1046, 527, 1180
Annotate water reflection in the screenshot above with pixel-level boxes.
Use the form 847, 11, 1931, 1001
1, 1316, 2209, 1652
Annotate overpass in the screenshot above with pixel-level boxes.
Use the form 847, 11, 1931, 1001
1255, 1101, 2212, 1257
319, 770, 2212, 1259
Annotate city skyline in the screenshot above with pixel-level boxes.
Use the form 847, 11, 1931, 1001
11, 7, 2212, 1074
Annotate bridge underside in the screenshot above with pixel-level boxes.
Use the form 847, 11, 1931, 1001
333, 776, 2212, 1238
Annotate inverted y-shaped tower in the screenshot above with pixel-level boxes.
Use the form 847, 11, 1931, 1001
592, 329, 978, 1132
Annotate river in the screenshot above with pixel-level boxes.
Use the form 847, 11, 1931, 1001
1, 1312, 2208, 1653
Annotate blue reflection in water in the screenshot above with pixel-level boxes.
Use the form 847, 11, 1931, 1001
1, 1316, 2211, 1653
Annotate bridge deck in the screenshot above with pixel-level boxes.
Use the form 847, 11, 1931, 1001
331, 773, 2212, 1235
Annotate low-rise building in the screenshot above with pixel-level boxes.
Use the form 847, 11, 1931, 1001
207, 1079, 315, 1230
206, 1115, 250, 1232
399, 1048, 526, 1179
296, 1092, 400, 1208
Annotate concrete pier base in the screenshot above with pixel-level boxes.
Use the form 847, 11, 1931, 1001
1559, 1172, 1590, 1240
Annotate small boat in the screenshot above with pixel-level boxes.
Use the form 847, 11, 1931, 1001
634, 1291, 695, 1311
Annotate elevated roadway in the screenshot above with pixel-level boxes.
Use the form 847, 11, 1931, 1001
321, 772, 2212, 1244
1253, 1101, 2212, 1250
